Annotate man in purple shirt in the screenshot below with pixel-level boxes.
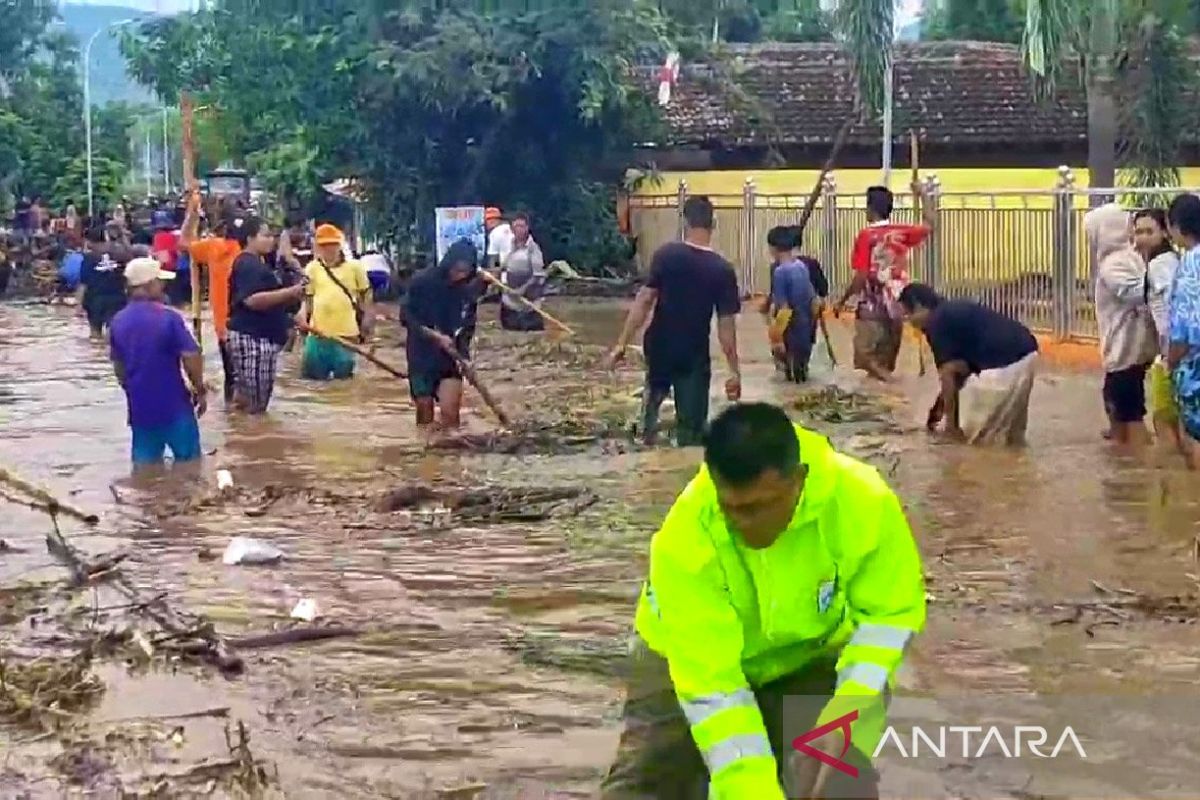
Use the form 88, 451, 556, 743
109, 258, 208, 466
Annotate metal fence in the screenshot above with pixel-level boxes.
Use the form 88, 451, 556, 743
628, 168, 1198, 340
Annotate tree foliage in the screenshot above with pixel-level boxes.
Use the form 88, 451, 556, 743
0, 1, 136, 212
923, 0, 1025, 43
122, 0, 670, 269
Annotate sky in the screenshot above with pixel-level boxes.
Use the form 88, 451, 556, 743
61, 0, 196, 12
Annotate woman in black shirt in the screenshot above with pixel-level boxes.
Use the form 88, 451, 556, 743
226, 217, 305, 413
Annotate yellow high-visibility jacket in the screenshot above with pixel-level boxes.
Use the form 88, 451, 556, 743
634, 426, 925, 799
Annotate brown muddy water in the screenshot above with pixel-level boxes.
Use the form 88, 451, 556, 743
3, 298, 1200, 799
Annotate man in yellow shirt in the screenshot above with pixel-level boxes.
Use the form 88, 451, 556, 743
298, 224, 373, 380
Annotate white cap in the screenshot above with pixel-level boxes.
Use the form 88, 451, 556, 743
125, 257, 175, 287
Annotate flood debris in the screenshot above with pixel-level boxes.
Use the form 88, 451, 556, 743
377, 483, 598, 522
0, 651, 105, 731
790, 385, 898, 427
222, 536, 285, 566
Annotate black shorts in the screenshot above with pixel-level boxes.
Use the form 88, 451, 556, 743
409, 365, 462, 400
1103, 363, 1152, 424
85, 296, 125, 333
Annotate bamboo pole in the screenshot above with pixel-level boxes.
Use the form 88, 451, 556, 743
301, 324, 408, 380
415, 324, 511, 427
910, 129, 928, 377
795, 114, 858, 236
181, 93, 202, 349
480, 271, 574, 335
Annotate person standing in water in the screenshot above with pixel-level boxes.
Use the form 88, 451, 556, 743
605, 195, 741, 446
109, 258, 206, 466
1134, 208, 1183, 452
765, 226, 819, 383
834, 184, 934, 381
1089, 203, 1158, 446
226, 217, 305, 414
298, 224, 373, 380
1166, 193, 1200, 468
402, 240, 479, 430
498, 212, 547, 331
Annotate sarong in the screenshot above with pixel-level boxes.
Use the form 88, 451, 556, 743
959, 352, 1038, 446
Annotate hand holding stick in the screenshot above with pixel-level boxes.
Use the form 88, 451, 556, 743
299, 322, 408, 380
415, 324, 512, 427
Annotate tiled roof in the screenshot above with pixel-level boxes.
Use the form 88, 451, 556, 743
647, 41, 1089, 149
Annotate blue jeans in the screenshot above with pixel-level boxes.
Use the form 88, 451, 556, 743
131, 414, 201, 465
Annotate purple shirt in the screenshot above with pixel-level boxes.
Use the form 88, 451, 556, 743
109, 299, 199, 429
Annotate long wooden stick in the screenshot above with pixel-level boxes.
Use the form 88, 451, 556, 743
480, 271, 574, 334
415, 325, 512, 427
796, 114, 858, 235
910, 129, 928, 377
817, 313, 838, 367
0, 467, 98, 524
181, 93, 202, 349
301, 324, 408, 380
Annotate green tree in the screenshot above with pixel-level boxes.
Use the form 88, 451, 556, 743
52, 154, 126, 212
923, 0, 1024, 43
121, 0, 669, 270
1023, 0, 1195, 191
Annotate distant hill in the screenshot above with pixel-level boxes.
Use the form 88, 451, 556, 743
59, 3, 156, 106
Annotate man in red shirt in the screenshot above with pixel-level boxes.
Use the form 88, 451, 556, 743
834, 185, 935, 381
151, 210, 186, 306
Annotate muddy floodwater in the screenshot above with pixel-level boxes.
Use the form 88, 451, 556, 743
4, 297, 1200, 799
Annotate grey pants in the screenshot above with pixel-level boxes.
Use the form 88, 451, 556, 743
600, 640, 880, 799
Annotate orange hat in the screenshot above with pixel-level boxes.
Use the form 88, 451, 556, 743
484, 207, 502, 221
314, 223, 343, 245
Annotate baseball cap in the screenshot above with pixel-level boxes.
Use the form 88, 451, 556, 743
125, 257, 175, 287
314, 223, 343, 246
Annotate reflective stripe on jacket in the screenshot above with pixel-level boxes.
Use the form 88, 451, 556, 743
634, 425, 926, 798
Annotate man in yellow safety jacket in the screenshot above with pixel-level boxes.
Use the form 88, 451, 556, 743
601, 402, 925, 799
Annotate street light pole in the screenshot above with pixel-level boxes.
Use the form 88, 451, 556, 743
162, 106, 170, 194
83, 17, 137, 219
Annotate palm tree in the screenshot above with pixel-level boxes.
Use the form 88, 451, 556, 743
1024, 0, 1192, 193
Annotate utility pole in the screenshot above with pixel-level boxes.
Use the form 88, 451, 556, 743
162, 106, 170, 194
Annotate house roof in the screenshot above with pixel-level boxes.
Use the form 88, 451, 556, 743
647, 41, 1089, 150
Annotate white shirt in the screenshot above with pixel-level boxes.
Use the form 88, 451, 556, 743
487, 223, 514, 264
362, 252, 391, 275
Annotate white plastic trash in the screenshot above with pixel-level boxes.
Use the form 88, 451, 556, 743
216, 469, 235, 491
222, 536, 284, 566
290, 598, 319, 622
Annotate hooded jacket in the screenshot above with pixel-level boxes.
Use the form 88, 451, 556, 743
403, 239, 478, 373
634, 426, 925, 799
1087, 204, 1158, 372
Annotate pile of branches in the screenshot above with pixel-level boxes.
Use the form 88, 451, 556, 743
0, 651, 105, 731
791, 386, 898, 427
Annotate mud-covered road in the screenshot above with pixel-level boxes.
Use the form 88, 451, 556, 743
3, 298, 1200, 799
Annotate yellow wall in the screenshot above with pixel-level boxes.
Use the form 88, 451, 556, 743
635, 167, 1200, 199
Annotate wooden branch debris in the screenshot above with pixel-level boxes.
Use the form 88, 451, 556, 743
0, 467, 99, 524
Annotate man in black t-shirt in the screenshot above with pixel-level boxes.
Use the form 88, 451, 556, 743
606, 196, 741, 446
900, 283, 1039, 446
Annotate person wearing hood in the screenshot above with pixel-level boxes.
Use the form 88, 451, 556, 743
601, 402, 924, 799
402, 239, 479, 429
1088, 203, 1158, 445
